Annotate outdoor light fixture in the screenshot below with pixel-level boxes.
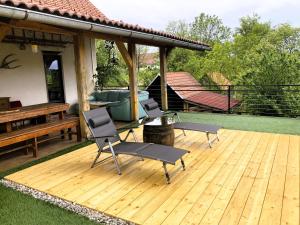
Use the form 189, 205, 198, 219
31, 44, 38, 53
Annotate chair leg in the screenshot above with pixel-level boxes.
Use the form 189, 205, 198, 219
182, 129, 187, 136
132, 130, 138, 142
91, 150, 102, 168
180, 158, 186, 171
206, 132, 212, 148
163, 162, 170, 184
108, 141, 122, 175
216, 133, 220, 141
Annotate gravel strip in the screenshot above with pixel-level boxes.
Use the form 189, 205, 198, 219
1, 179, 135, 225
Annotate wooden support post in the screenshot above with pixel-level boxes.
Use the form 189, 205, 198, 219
74, 33, 90, 138
0, 25, 11, 42
160, 47, 168, 111
127, 43, 139, 121
116, 42, 133, 69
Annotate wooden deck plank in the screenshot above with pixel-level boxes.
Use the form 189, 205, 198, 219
161, 131, 258, 225
115, 131, 223, 222
142, 131, 249, 225
238, 134, 280, 225
178, 131, 259, 225
258, 135, 290, 225
218, 133, 272, 225
4, 128, 299, 225
281, 135, 300, 225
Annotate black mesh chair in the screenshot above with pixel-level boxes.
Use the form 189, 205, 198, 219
83, 108, 189, 184
140, 98, 222, 148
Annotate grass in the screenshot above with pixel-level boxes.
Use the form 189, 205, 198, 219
0, 185, 100, 225
179, 112, 300, 135
0, 141, 101, 225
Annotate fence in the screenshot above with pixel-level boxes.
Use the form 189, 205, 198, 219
98, 84, 300, 117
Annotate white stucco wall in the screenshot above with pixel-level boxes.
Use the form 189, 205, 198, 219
0, 37, 96, 108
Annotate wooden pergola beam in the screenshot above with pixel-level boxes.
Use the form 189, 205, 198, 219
159, 47, 169, 111
74, 32, 90, 138
0, 25, 11, 42
0, 20, 76, 36
115, 41, 133, 69
87, 31, 176, 49
127, 43, 139, 121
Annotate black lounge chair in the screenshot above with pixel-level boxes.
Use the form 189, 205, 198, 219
140, 98, 222, 148
83, 108, 189, 184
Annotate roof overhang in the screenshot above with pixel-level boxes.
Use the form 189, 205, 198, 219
0, 5, 211, 51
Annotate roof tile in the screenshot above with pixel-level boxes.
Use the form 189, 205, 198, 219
0, 0, 210, 48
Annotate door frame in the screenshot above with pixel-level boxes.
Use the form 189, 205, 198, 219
42, 51, 66, 103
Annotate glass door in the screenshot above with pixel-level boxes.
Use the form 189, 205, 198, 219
43, 52, 65, 103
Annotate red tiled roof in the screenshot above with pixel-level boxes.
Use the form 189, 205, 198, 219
0, 0, 210, 48
166, 72, 205, 98
166, 72, 240, 111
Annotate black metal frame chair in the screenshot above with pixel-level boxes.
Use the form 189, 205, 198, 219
83, 107, 189, 184
140, 98, 222, 148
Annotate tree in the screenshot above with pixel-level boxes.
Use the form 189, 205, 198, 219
165, 13, 300, 116
191, 13, 232, 45
166, 20, 190, 38
93, 40, 127, 89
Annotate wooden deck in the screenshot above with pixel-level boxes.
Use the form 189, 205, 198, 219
5, 128, 299, 225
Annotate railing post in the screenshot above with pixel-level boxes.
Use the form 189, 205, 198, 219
227, 85, 231, 114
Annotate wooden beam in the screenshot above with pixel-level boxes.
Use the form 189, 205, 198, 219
115, 42, 133, 69
74, 32, 90, 138
0, 20, 76, 36
87, 31, 177, 49
0, 25, 11, 42
159, 47, 168, 111
128, 43, 139, 121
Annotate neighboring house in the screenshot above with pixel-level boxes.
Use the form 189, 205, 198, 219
138, 52, 158, 69
146, 72, 240, 112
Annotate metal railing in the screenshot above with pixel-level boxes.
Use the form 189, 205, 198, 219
97, 84, 300, 117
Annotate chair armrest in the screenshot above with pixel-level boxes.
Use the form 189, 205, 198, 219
91, 134, 117, 139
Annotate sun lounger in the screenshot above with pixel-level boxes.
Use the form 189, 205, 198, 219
140, 98, 222, 147
83, 108, 189, 184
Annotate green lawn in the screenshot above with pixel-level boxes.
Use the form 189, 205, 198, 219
0, 185, 100, 225
179, 112, 300, 135
0, 141, 101, 225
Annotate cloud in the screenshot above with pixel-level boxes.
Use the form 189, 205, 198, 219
91, 0, 300, 30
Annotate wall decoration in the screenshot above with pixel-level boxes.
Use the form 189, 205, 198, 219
0, 54, 21, 69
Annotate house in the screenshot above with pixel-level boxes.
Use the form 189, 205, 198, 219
0, 0, 210, 137
146, 72, 240, 112
138, 52, 158, 68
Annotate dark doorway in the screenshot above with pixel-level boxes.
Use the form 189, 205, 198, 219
43, 52, 65, 103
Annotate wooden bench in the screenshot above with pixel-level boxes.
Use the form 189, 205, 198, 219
0, 117, 81, 157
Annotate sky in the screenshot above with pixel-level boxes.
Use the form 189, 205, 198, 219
90, 0, 300, 31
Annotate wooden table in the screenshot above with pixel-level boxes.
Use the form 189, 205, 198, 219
143, 116, 175, 146
0, 103, 69, 132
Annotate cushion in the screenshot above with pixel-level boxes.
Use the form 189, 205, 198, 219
145, 102, 159, 110
91, 91, 109, 101
108, 91, 120, 102
89, 116, 110, 128
118, 90, 130, 101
